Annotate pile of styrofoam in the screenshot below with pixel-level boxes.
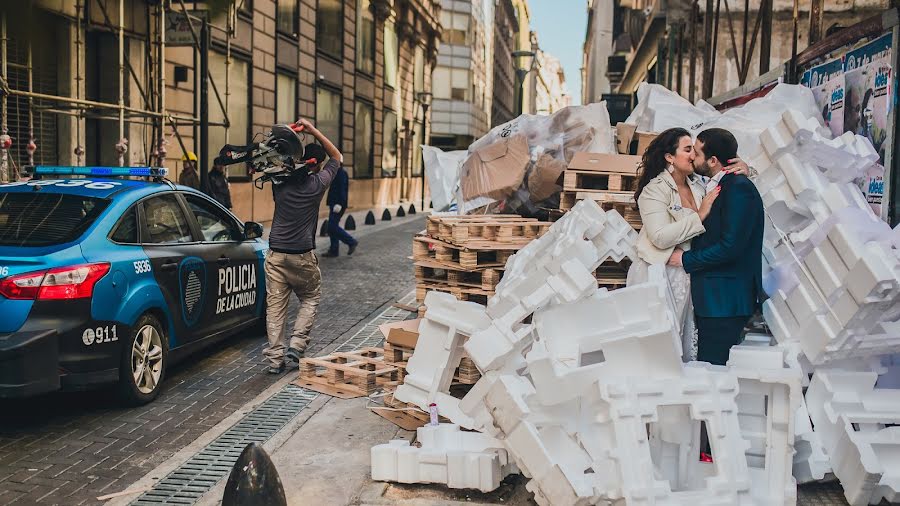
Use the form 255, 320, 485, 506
372, 97, 900, 505
374, 200, 801, 504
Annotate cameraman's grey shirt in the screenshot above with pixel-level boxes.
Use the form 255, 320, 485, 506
269, 158, 341, 253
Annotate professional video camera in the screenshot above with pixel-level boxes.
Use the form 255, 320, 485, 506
214, 122, 322, 188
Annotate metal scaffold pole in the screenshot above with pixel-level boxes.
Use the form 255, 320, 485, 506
116, 0, 127, 166
0, 11, 8, 182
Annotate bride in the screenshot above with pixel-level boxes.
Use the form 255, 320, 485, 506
626, 128, 747, 361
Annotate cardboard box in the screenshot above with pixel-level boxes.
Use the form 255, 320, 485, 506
615, 123, 659, 156
460, 134, 530, 201
615, 123, 637, 155
379, 318, 421, 349
567, 152, 642, 175
634, 131, 659, 156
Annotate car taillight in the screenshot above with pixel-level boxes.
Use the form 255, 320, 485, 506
0, 263, 110, 301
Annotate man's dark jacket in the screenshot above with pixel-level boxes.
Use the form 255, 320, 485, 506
682, 173, 765, 317
327, 166, 349, 209
208, 170, 232, 209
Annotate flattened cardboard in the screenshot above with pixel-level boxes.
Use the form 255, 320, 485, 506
616, 123, 637, 154
635, 131, 659, 156
460, 134, 530, 200
379, 318, 421, 349
567, 152, 642, 175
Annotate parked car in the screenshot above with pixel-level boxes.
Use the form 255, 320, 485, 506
0, 167, 267, 404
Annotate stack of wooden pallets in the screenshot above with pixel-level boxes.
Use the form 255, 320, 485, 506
383, 341, 481, 385
413, 215, 551, 305
552, 153, 643, 291
294, 347, 400, 398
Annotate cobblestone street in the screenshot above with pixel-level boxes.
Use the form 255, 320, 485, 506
0, 215, 424, 505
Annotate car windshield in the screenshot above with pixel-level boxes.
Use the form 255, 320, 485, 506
0, 192, 110, 246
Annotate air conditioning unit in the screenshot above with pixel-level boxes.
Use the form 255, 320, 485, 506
606, 55, 627, 79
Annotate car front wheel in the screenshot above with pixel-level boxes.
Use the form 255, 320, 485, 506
118, 314, 168, 405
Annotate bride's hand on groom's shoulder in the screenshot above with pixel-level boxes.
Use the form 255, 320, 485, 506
724, 158, 755, 177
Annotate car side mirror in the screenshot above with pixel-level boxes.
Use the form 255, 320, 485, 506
243, 221, 264, 240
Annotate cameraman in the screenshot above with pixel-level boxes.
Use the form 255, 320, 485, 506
263, 118, 342, 374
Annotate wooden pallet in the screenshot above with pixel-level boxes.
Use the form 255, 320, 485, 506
594, 259, 630, 290
560, 190, 635, 211
295, 348, 399, 398
425, 214, 534, 237
413, 236, 514, 270
428, 215, 550, 248
414, 262, 502, 291
415, 283, 492, 305
383, 342, 482, 385
563, 170, 637, 193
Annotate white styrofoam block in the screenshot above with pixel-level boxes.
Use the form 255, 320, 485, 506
803, 240, 848, 298
806, 370, 900, 505
370, 424, 515, 493
464, 321, 534, 373
725, 346, 802, 505
394, 291, 490, 427
763, 297, 800, 345
792, 395, 832, 484
596, 367, 755, 505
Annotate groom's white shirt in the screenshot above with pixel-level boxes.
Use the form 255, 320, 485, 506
705, 170, 727, 193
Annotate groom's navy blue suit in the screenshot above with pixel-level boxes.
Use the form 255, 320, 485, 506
682, 173, 765, 365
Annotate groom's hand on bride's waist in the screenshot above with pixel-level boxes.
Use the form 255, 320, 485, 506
668, 248, 684, 267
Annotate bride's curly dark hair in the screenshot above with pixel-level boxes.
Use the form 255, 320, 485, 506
633, 127, 691, 205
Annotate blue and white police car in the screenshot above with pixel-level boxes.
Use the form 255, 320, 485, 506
0, 167, 267, 404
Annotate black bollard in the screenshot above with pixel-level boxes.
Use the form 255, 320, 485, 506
429, 200, 434, 210
381, 209, 392, 221
319, 219, 329, 237
222, 443, 287, 506
364, 210, 376, 225
408, 203, 417, 214
397, 206, 406, 217
344, 214, 357, 230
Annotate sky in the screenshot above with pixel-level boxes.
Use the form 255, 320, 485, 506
528, 0, 588, 105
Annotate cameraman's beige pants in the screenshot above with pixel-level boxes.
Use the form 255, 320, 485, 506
263, 251, 321, 367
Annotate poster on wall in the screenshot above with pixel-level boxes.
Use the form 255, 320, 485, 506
804, 59, 846, 138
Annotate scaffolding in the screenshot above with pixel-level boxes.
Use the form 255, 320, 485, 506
0, 0, 238, 185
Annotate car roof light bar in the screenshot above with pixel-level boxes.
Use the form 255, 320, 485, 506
31, 166, 169, 178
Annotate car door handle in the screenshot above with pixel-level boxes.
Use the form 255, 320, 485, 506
217, 256, 231, 266
161, 262, 178, 272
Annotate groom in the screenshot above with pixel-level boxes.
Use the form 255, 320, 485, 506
667, 128, 765, 365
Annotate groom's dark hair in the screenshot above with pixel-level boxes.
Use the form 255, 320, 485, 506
696, 128, 738, 165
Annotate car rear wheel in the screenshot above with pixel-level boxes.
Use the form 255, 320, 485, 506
118, 314, 168, 405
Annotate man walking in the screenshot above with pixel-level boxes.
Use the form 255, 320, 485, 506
323, 164, 358, 257
208, 162, 233, 210
263, 119, 342, 374
667, 128, 765, 365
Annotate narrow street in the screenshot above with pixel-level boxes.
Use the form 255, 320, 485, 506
0, 215, 425, 505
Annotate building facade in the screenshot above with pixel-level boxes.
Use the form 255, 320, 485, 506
490, 0, 519, 127
535, 51, 569, 115
0, 0, 441, 225
429, 0, 491, 151
584, 0, 889, 104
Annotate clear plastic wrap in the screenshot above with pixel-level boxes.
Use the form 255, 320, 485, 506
422, 146, 467, 212
457, 103, 616, 217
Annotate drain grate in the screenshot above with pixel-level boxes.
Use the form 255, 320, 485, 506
131, 291, 415, 505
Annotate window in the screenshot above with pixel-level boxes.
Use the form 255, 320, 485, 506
354, 101, 374, 178
209, 52, 250, 179
411, 121, 424, 176
276, 73, 297, 123
239, 0, 253, 16
110, 207, 139, 244
141, 195, 193, 244
443, 29, 467, 45
414, 46, 425, 93
432, 67, 450, 99
381, 110, 398, 177
0, 193, 109, 247
356, 0, 375, 74
317, 0, 343, 59
316, 87, 342, 147
277, 0, 298, 36
185, 195, 242, 242
384, 20, 399, 88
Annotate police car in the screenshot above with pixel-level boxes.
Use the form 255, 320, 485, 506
0, 166, 267, 404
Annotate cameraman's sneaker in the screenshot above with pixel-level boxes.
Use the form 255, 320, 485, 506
285, 347, 304, 363
267, 363, 285, 375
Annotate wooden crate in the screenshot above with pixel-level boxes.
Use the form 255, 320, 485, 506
414, 262, 502, 291
428, 215, 550, 248
295, 348, 399, 398
563, 170, 637, 193
413, 236, 513, 270
415, 283, 492, 305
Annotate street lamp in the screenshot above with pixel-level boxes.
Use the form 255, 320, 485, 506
512, 50, 536, 116
416, 91, 433, 211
